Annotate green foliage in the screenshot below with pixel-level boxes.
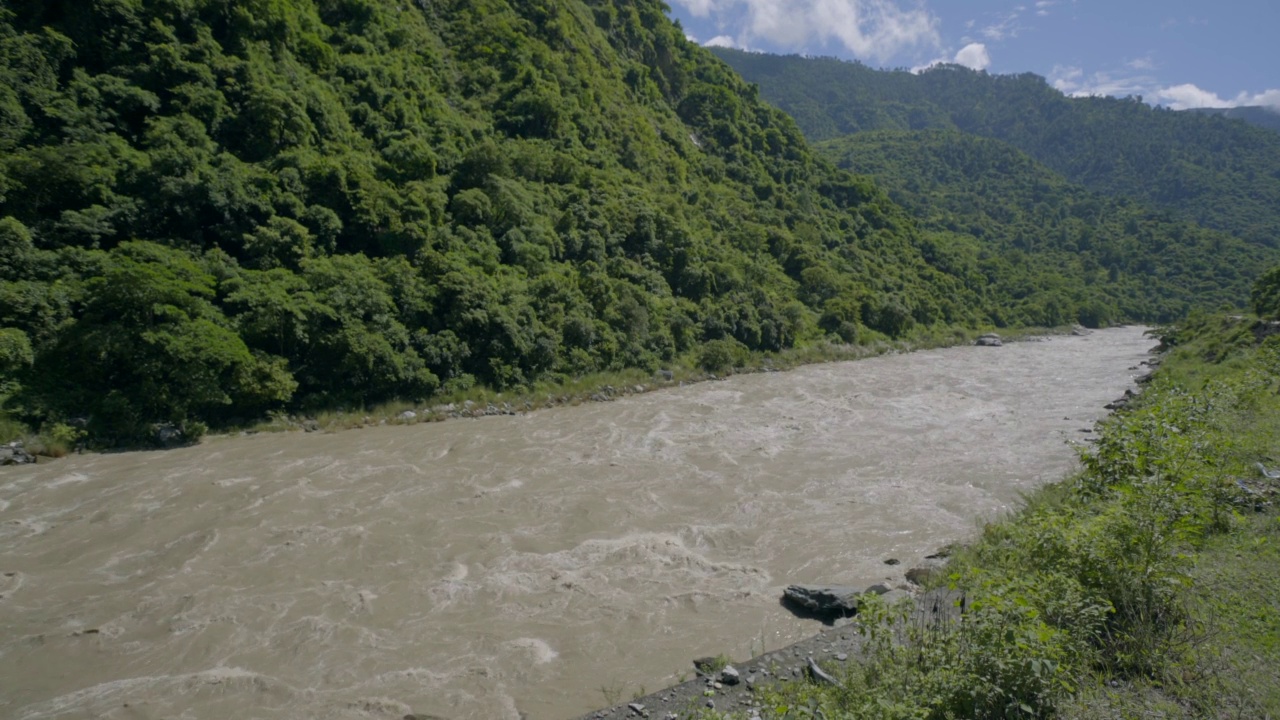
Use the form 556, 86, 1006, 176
815, 130, 1268, 325
1251, 265, 1280, 318
714, 49, 1280, 249
0, 0, 1007, 442
696, 336, 749, 372
22, 242, 297, 442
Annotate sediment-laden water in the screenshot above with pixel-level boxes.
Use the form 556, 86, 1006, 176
0, 327, 1154, 720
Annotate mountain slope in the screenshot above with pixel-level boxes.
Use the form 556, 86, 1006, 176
818, 130, 1271, 325
712, 49, 1280, 249
1186, 106, 1280, 134
0, 0, 980, 441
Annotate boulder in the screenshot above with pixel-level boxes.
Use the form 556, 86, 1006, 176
153, 423, 183, 445
782, 584, 862, 616
905, 567, 937, 585
0, 442, 35, 466
975, 333, 1003, 347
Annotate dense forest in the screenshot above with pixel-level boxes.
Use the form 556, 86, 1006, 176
712, 49, 1280, 249
817, 130, 1270, 325
0, 0, 995, 443
1188, 105, 1280, 134
0, 2, 1272, 445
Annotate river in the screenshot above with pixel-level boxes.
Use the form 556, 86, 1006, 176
0, 327, 1154, 720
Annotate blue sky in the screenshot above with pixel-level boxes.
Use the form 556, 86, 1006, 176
666, 1, 1280, 110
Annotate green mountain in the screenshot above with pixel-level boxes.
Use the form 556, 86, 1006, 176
1185, 106, 1280, 134
0, 0, 991, 442
818, 130, 1270, 326
711, 49, 1280, 249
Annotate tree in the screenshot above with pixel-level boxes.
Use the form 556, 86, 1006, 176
26, 242, 295, 441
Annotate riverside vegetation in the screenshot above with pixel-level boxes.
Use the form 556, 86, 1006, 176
0, 1, 1270, 449
708, 274, 1280, 718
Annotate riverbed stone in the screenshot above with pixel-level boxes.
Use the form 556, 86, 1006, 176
975, 333, 1003, 347
782, 584, 861, 616
720, 666, 740, 685
0, 442, 34, 465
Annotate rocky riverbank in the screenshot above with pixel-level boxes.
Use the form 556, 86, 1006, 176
572, 337, 1156, 720
573, 584, 964, 720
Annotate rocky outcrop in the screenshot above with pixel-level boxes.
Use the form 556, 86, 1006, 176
0, 441, 35, 465
781, 584, 862, 617
975, 333, 1003, 347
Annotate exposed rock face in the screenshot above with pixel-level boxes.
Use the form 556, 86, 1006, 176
781, 584, 862, 616
975, 333, 1003, 347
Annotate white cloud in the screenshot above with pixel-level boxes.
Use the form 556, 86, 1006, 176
953, 43, 991, 71
1250, 90, 1280, 110
1156, 83, 1227, 110
667, 0, 940, 62
704, 35, 740, 48
1233, 89, 1280, 110
1157, 84, 1280, 110
1048, 65, 1280, 113
910, 42, 991, 74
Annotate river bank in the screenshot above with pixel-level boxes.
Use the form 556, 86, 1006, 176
2, 324, 1071, 458
610, 314, 1278, 720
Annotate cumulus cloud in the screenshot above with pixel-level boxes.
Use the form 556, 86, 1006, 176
668, 0, 940, 62
1049, 65, 1280, 113
1253, 90, 1280, 110
1157, 84, 1280, 111
910, 42, 991, 74
953, 42, 990, 71
1156, 83, 1228, 110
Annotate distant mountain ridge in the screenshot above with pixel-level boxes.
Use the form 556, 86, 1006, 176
711, 48, 1280, 249
816, 129, 1269, 325
1184, 106, 1280, 133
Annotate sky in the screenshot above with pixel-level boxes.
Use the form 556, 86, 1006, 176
666, 0, 1280, 111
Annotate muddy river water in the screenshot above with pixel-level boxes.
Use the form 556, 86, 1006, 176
0, 327, 1155, 720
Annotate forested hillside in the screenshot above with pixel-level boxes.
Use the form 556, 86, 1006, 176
1186, 106, 1280, 134
712, 49, 1280, 248
818, 130, 1271, 325
0, 0, 990, 443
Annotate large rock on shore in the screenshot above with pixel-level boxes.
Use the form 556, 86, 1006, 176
975, 333, 1003, 347
0, 442, 35, 465
781, 584, 862, 616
